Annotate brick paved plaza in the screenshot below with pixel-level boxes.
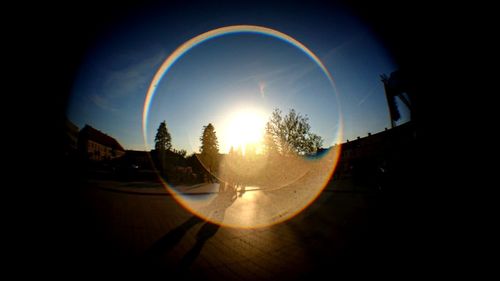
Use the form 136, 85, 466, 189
50, 178, 419, 280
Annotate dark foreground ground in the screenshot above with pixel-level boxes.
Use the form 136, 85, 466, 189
37, 175, 423, 280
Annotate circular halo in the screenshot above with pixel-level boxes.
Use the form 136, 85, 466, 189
143, 25, 343, 228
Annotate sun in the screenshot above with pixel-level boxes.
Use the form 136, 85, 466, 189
222, 108, 267, 154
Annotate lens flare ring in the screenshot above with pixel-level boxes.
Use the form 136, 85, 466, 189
142, 25, 343, 228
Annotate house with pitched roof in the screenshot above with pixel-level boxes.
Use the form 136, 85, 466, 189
78, 125, 125, 161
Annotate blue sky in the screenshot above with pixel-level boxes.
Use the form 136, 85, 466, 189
67, 1, 409, 153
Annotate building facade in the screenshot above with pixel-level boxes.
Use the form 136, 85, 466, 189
78, 125, 125, 161
63, 118, 79, 157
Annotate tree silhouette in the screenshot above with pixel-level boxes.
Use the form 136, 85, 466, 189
155, 121, 172, 151
199, 123, 219, 181
381, 74, 401, 126
155, 121, 172, 175
265, 108, 323, 155
264, 123, 279, 156
172, 148, 187, 158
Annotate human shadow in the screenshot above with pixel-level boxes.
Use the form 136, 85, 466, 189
179, 221, 221, 270
238, 185, 246, 197
144, 182, 237, 269
179, 183, 237, 268
143, 215, 203, 265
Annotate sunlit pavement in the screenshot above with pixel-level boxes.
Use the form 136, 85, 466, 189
68, 180, 414, 279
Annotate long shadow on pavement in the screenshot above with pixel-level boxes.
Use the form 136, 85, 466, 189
143, 182, 238, 271
143, 215, 204, 263
179, 221, 221, 269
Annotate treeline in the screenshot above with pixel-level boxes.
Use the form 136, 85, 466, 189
153, 108, 324, 186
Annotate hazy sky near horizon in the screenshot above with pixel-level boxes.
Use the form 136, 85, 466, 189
67, 1, 409, 153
